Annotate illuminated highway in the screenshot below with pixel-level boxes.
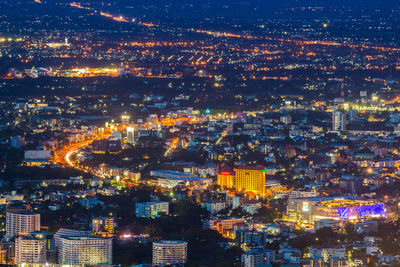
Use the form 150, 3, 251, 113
63, 2, 400, 53
53, 117, 201, 178
164, 138, 179, 157
64, 141, 91, 168
28, 1, 400, 57
54, 140, 92, 166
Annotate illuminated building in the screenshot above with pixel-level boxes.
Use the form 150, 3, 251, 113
0, 248, 6, 265
152, 240, 187, 266
1, 240, 14, 265
355, 220, 378, 234
58, 236, 112, 265
217, 171, 234, 189
125, 170, 141, 182
208, 217, 246, 238
112, 131, 123, 140
135, 201, 169, 218
242, 200, 262, 215
332, 111, 346, 131
23, 150, 51, 166
302, 258, 324, 267
92, 139, 121, 154
6, 211, 40, 237
286, 197, 386, 225
234, 166, 266, 196
309, 246, 345, 263
15, 235, 47, 264
15, 232, 54, 264
92, 217, 115, 237
150, 170, 212, 188
201, 200, 226, 215
280, 114, 292, 124
29, 231, 56, 263
54, 226, 91, 249
235, 230, 266, 249
289, 189, 317, 199
207, 191, 227, 202
138, 129, 163, 139
126, 127, 136, 144
6, 198, 28, 210
121, 114, 130, 124
329, 258, 347, 267
232, 195, 244, 209
314, 219, 340, 231
241, 248, 275, 267
252, 223, 281, 235
265, 184, 289, 198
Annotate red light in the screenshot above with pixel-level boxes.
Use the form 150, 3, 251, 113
220, 171, 231, 175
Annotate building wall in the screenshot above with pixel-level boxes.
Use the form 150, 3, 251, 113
136, 202, 169, 218
54, 228, 92, 249
58, 237, 112, 265
92, 217, 115, 236
217, 173, 234, 189
234, 168, 265, 196
15, 237, 47, 264
152, 241, 187, 266
6, 212, 40, 237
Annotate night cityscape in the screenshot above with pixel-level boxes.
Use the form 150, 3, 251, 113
1, 0, 400, 266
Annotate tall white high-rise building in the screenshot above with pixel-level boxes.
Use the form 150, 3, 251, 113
152, 240, 187, 266
126, 126, 136, 144
332, 111, 346, 131
54, 226, 92, 248
6, 211, 40, 237
15, 235, 47, 264
58, 236, 112, 265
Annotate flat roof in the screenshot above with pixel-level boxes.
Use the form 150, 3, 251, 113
153, 240, 187, 245
290, 196, 362, 202
59, 236, 110, 240
234, 166, 265, 170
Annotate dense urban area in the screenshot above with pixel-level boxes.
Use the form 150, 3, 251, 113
1, 0, 400, 266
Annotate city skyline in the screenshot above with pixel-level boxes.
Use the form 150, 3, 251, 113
0, 0, 400, 266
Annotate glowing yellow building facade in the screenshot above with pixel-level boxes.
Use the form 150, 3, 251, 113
58, 236, 112, 265
217, 171, 234, 189
234, 166, 266, 196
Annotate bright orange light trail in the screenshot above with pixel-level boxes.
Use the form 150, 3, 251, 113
54, 140, 92, 166
35, 0, 400, 53
164, 138, 179, 156
194, 29, 400, 53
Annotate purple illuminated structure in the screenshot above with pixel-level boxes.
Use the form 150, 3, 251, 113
337, 204, 386, 219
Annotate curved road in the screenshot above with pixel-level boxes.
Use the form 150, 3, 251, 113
64, 141, 91, 168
